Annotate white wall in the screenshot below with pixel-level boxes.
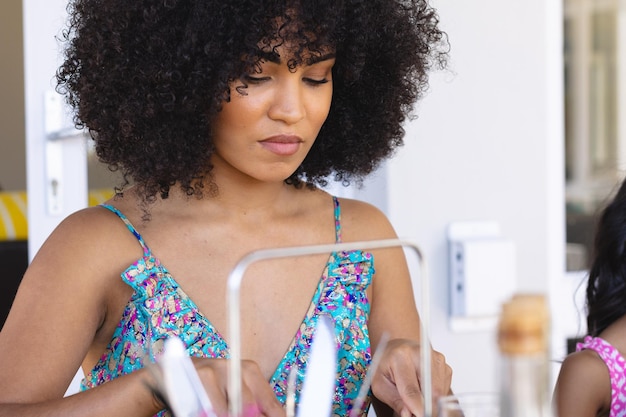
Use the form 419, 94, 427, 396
381, 0, 567, 394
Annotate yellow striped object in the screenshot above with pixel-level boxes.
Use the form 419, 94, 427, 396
0, 191, 28, 241
0, 188, 115, 241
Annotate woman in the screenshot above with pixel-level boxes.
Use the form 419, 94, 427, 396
554, 178, 626, 417
0, 1, 451, 416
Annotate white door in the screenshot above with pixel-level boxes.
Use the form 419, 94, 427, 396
23, 0, 88, 258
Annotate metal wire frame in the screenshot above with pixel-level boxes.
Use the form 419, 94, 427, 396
227, 238, 432, 417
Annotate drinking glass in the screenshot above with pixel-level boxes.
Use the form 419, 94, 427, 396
438, 392, 500, 417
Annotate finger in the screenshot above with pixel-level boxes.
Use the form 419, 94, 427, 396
238, 377, 260, 416
257, 395, 285, 417
197, 367, 229, 417
393, 354, 426, 417
241, 361, 285, 417
428, 350, 453, 417
371, 364, 424, 417
408, 348, 454, 415
429, 350, 453, 397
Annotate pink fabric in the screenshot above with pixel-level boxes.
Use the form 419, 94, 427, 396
577, 336, 626, 417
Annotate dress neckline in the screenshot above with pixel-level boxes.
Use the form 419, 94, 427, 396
98, 197, 342, 380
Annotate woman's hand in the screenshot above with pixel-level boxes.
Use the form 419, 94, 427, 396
189, 358, 286, 417
371, 338, 453, 417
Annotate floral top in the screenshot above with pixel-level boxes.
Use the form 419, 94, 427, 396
81, 197, 374, 417
577, 336, 626, 417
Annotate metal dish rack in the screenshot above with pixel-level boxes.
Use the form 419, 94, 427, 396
226, 238, 433, 417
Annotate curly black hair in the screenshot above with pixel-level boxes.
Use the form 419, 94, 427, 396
586, 178, 626, 336
56, 0, 448, 201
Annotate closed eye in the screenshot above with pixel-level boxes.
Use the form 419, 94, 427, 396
304, 78, 330, 86
243, 74, 270, 84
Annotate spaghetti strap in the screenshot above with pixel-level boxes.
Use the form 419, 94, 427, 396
333, 196, 342, 243
100, 204, 151, 256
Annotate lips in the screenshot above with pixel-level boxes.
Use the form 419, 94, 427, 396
259, 134, 303, 156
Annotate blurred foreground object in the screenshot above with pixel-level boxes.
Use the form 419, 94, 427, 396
498, 294, 553, 417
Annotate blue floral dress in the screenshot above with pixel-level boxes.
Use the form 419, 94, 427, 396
81, 197, 374, 417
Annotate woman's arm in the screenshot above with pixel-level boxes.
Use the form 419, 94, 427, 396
0, 208, 163, 417
553, 350, 611, 417
338, 198, 453, 417
0, 370, 163, 417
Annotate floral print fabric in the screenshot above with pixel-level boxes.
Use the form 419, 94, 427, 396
577, 336, 626, 417
81, 197, 374, 417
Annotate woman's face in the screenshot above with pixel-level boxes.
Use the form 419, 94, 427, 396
210, 45, 335, 184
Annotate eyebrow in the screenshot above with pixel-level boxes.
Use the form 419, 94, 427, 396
305, 52, 336, 65
256, 51, 336, 65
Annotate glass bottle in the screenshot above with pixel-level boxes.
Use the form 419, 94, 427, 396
497, 294, 553, 417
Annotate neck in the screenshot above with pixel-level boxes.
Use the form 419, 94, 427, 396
157, 177, 305, 224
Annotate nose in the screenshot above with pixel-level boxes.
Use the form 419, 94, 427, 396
267, 78, 306, 125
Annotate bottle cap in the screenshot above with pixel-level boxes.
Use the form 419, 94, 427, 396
497, 293, 549, 354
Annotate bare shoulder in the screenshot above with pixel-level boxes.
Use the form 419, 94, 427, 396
24, 204, 145, 295
48, 204, 126, 237
559, 348, 611, 380
554, 349, 612, 417
336, 197, 397, 241
35, 205, 140, 264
